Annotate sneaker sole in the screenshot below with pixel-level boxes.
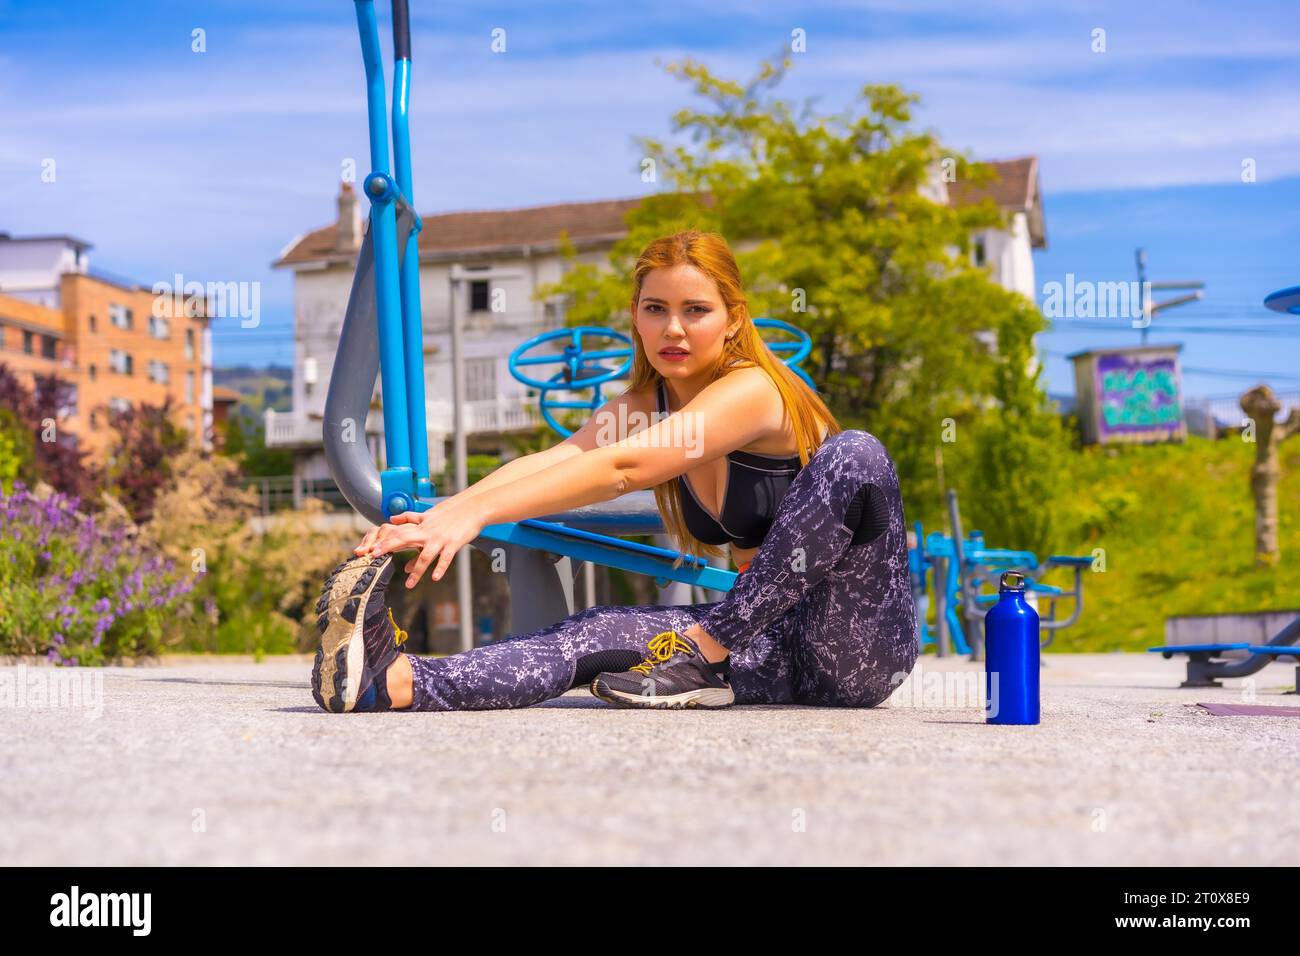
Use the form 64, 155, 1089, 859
311, 554, 394, 713
588, 680, 735, 709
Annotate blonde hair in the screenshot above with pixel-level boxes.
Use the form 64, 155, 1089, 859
622, 230, 842, 567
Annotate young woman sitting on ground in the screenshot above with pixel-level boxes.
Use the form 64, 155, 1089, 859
311, 229, 918, 713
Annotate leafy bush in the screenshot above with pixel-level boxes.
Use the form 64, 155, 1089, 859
0, 363, 100, 502
137, 446, 346, 656
0, 481, 196, 664
103, 396, 190, 524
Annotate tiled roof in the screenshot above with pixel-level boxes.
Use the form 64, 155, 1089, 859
947, 156, 1036, 209
274, 156, 1044, 267
274, 196, 643, 269
948, 156, 1045, 247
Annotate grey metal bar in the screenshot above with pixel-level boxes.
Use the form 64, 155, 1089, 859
323, 206, 419, 526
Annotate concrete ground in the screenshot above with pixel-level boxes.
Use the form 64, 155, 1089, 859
1, 652, 1296, 866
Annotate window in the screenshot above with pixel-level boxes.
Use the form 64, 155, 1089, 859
186, 414, 196, 435
973, 236, 987, 268
109, 303, 133, 330
23, 330, 34, 355
185, 328, 195, 360
109, 349, 133, 375
41, 335, 56, 359
149, 315, 170, 339
88, 314, 97, 333
108, 397, 131, 414
89, 410, 97, 429
148, 360, 170, 385
185, 370, 195, 404
469, 280, 490, 312
465, 357, 497, 402
89, 364, 97, 381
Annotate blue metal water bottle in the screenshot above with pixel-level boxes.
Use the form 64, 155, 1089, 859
985, 570, 1040, 725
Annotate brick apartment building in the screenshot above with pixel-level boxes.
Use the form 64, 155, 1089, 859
0, 233, 214, 462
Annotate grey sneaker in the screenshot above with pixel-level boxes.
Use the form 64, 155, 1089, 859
590, 630, 734, 709
311, 554, 409, 713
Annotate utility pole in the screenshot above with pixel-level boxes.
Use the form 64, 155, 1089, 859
444, 265, 529, 645
1135, 248, 1205, 345
448, 267, 473, 653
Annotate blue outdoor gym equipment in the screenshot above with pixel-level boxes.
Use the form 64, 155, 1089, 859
328, 1, 764, 640
910, 490, 1091, 659
326, 1, 1091, 651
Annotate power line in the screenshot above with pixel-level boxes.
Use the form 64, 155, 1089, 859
1045, 322, 1300, 337
1038, 348, 1300, 383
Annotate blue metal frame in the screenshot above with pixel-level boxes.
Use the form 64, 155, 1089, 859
355, 0, 431, 517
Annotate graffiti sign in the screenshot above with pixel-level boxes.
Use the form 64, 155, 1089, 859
1095, 352, 1184, 443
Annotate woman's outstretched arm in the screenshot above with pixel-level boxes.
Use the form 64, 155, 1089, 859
364, 368, 784, 585
472, 367, 782, 525
354, 388, 649, 555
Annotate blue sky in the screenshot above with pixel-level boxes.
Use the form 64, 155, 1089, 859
2, 0, 1298, 400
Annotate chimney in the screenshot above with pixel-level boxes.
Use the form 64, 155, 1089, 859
335, 182, 362, 252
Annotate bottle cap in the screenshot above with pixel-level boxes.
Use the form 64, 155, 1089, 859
1000, 570, 1025, 589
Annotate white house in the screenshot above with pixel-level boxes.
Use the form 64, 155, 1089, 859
269, 157, 1047, 482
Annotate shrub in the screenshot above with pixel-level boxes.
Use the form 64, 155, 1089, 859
0, 481, 196, 664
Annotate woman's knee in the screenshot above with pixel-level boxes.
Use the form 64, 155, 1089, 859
814, 429, 893, 482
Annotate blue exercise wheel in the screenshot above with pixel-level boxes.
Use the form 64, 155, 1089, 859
508, 326, 634, 437
753, 317, 815, 389
510, 318, 818, 437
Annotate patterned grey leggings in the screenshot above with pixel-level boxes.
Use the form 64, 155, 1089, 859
405, 429, 919, 710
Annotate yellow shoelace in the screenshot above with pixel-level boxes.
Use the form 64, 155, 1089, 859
630, 630, 693, 675
387, 607, 408, 647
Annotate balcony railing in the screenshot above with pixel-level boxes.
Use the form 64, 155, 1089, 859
265, 396, 543, 448
242, 474, 353, 514
426, 396, 541, 434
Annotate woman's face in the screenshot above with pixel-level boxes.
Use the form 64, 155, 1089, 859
635, 264, 736, 379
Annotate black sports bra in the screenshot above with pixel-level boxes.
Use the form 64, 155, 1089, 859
656, 380, 803, 550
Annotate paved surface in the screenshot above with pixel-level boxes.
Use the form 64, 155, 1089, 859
1, 653, 1297, 865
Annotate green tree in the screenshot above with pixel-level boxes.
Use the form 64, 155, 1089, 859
104, 397, 191, 524
537, 50, 1072, 551
948, 297, 1073, 559
0, 405, 37, 495
220, 410, 294, 477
